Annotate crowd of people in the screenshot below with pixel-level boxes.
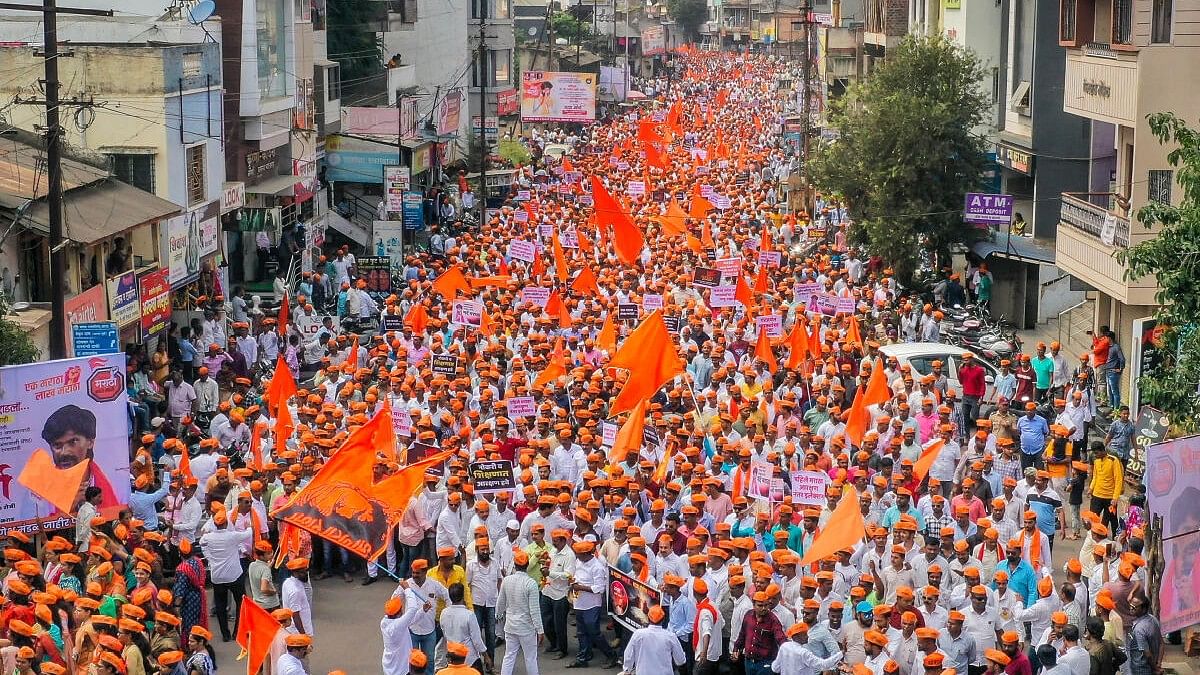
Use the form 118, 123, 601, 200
1, 49, 1162, 675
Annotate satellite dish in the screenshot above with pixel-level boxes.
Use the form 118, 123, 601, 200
188, 0, 215, 24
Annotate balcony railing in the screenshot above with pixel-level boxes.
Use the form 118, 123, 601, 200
1061, 192, 1130, 247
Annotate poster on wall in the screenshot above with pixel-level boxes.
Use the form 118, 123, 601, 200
139, 269, 171, 340
0, 353, 131, 534
106, 272, 140, 328
165, 200, 219, 287
520, 71, 597, 123
1144, 433, 1200, 632
372, 221, 405, 270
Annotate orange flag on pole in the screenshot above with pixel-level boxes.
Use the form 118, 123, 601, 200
754, 327, 778, 374
845, 314, 863, 347
432, 266, 472, 300
590, 176, 643, 265
406, 303, 429, 335
735, 274, 754, 310
17, 449, 90, 515
753, 265, 769, 295
571, 266, 600, 297
534, 337, 569, 388
861, 358, 892, 408
607, 310, 686, 415
844, 387, 871, 448
785, 318, 809, 370
553, 234, 569, 283
609, 398, 647, 468
263, 353, 296, 417
800, 486, 866, 566
249, 421, 266, 471
658, 197, 689, 237
468, 275, 513, 289
275, 397, 295, 455
597, 314, 618, 352
276, 294, 289, 337
690, 195, 714, 221
913, 440, 946, 483
236, 597, 282, 675
808, 317, 823, 357
177, 443, 193, 481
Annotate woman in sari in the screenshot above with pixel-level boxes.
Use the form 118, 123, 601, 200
170, 540, 208, 639
72, 597, 102, 672
184, 627, 216, 675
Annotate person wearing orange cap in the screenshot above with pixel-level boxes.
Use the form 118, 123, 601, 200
275, 633, 312, 674
197, 508, 253, 642
732, 591, 787, 675
496, 549, 544, 675
622, 605, 684, 675
566, 539, 617, 668
281, 558, 314, 638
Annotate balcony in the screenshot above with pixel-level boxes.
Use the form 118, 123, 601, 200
1056, 192, 1158, 305
1062, 47, 1137, 125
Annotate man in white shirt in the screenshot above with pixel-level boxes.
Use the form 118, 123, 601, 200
395, 559, 449, 675
770, 623, 845, 675
496, 551, 544, 675
467, 540, 502, 664
440, 582, 491, 671
275, 633, 312, 675
692, 579, 724, 675
542, 529, 575, 658
437, 492, 466, 556
624, 605, 685, 675
199, 510, 254, 642
567, 540, 617, 668
281, 557, 314, 637
381, 594, 421, 675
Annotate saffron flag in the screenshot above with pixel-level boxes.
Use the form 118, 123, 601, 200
690, 195, 714, 221
861, 358, 891, 408
571, 266, 600, 297
845, 314, 863, 347
913, 440, 945, 483
607, 310, 686, 415
754, 327, 778, 374
432, 266, 472, 300
263, 353, 296, 418
553, 234, 569, 283
844, 387, 871, 448
249, 421, 266, 471
596, 315, 618, 352
17, 449, 90, 516
658, 197, 689, 237
591, 176, 644, 265
534, 337, 568, 388
236, 598, 282, 675
609, 398, 647, 468
272, 409, 455, 561
274, 396, 295, 455
276, 294, 288, 337
406, 303, 430, 335
785, 318, 809, 370
800, 485, 865, 566
468, 275, 513, 289
735, 274, 753, 310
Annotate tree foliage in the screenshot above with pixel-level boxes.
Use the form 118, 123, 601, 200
328, 0, 384, 84
497, 139, 532, 167
668, 0, 708, 41
808, 34, 991, 284
1115, 112, 1200, 432
0, 293, 38, 367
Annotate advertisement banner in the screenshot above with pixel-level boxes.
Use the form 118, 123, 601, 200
325, 135, 394, 184
963, 193, 1014, 225
641, 25, 667, 55
139, 269, 171, 340
437, 90, 463, 137
520, 71, 597, 123
372, 221, 406, 270
403, 191, 424, 230
106, 272, 140, 328
608, 566, 662, 632
469, 460, 515, 494
496, 88, 519, 116
356, 257, 393, 301
165, 201, 219, 287
384, 166, 411, 214
0, 354, 131, 534
1145, 433, 1200, 632
1127, 406, 1168, 483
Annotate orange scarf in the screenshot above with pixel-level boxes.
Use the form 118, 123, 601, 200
732, 466, 751, 497
1026, 529, 1042, 569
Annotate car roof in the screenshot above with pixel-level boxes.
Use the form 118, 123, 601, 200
878, 343, 964, 357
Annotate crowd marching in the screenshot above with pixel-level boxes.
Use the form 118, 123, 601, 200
0, 49, 1160, 675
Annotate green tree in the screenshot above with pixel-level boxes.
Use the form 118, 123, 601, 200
497, 139, 532, 167
0, 293, 38, 366
668, 0, 708, 41
808, 34, 991, 284
328, 0, 384, 84
552, 11, 590, 44
1115, 113, 1200, 432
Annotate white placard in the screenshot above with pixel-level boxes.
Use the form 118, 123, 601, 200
521, 286, 551, 307
506, 396, 536, 418
755, 314, 783, 337
451, 300, 483, 327
508, 240, 537, 262
642, 293, 663, 312
709, 285, 738, 307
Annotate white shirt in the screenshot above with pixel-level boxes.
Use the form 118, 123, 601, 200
496, 572, 544, 636
437, 505, 465, 549
467, 558, 502, 607
200, 527, 252, 584
572, 555, 608, 610
623, 625, 685, 675
771, 641, 845, 675
394, 578, 448, 636
1059, 643, 1091, 675
280, 575, 314, 636
381, 604, 421, 675
440, 604, 488, 665
543, 545, 576, 601
275, 652, 308, 675
695, 603, 724, 662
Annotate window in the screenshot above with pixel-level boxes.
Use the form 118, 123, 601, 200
1009, 80, 1031, 113
181, 51, 202, 79
186, 144, 206, 206
325, 63, 341, 101
1060, 0, 1077, 42
471, 0, 486, 19
109, 154, 155, 193
1152, 0, 1172, 42
1148, 170, 1173, 204
493, 0, 509, 19
492, 49, 511, 86
471, 50, 488, 88
257, 0, 289, 98
1112, 0, 1132, 44
991, 67, 1000, 105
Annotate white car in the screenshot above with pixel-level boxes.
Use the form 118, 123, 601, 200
878, 342, 999, 403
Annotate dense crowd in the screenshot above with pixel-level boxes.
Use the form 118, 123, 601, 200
1, 49, 1160, 675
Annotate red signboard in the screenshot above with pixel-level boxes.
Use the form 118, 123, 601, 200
496, 88, 519, 116
139, 269, 171, 340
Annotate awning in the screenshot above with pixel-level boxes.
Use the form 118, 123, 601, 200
245, 174, 307, 196
971, 235, 1056, 265
24, 179, 180, 245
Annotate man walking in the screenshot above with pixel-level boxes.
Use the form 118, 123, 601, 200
566, 541, 618, 669
623, 606, 685, 675
496, 551, 544, 675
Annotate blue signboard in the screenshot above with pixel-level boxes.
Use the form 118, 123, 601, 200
72, 322, 120, 357
402, 191, 424, 230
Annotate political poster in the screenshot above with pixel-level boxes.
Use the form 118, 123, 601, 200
627, 181, 646, 197
1127, 405, 1169, 482
618, 304, 640, 321
521, 287, 551, 308
642, 294, 663, 312
795, 282, 820, 303
836, 296, 856, 315
520, 71, 597, 123
138, 269, 171, 340
451, 300, 484, 328
560, 227, 580, 249
372, 221, 406, 269
709, 285, 738, 308
469, 460, 516, 494
714, 257, 742, 278
748, 462, 775, 502
431, 355, 459, 375
106, 272, 140, 328
758, 250, 782, 268
391, 406, 413, 437
357, 257, 393, 301
381, 314, 405, 332
0, 353, 131, 534
1159, 530, 1200, 633
508, 240, 537, 263
1145, 434, 1200, 540
516, 190, 531, 201
601, 422, 618, 447
663, 315, 682, 332
756, 314, 783, 337
608, 566, 662, 631
808, 293, 840, 316
514, 210, 529, 224
506, 396, 536, 419
789, 470, 831, 506
692, 268, 722, 288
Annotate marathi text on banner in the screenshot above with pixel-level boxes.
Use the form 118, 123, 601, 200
520, 71, 597, 123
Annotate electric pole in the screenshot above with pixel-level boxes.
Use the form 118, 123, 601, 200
8, 0, 112, 359
478, 14, 488, 217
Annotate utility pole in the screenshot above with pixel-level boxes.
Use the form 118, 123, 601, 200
8, 0, 111, 360
792, 0, 815, 214
478, 13, 488, 217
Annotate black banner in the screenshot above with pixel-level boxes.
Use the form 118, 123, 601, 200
381, 314, 405, 332
608, 566, 662, 632
431, 354, 459, 375
469, 460, 516, 494
618, 304, 640, 321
